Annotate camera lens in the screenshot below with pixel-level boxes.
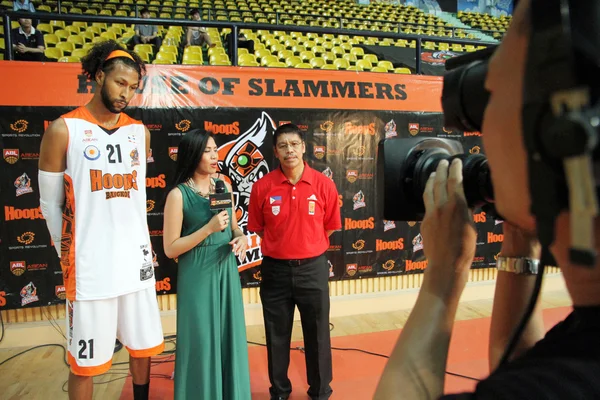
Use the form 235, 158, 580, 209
442, 59, 490, 133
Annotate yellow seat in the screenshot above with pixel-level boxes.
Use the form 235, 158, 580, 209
239, 54, 256, 64
239, 60, 259, 67
44, 34, 60, 46
58, 56, 81, 62
160, 45, 178, 55
51, 20, 66, 29
322, 52, 336, 63
100, 31, 117, 41
71, 48, 89, 58
309, 57, 325, 68
155, 51, 176, 63
377, 60, 394, 71
54, 30, 71, 41
363, 54, 378, 64
370, 66, 388, 73
356, 59, 373, 70
260, 55, 279, 66
135, 50, 151, 63
268, 61, 287, 68
134, 44, 154, 55
321, 64, 338, 70
237, 48, 249, 56
152, 58, 173, 64
185, 46, 203, 54
350, 47, 364, 58
82, 42, 94, 52
37, 24, 54, 34
182, 52, 203, 63
56, 42, 75, 54
67, 35, 85, 47
347, 66, 364, 72
277, 49, 294, 60
285, 56, 302, 67
44, 47, 65, 61
333, 58, 350, 70
295, 63, 313, 69
394, 67, 412, 74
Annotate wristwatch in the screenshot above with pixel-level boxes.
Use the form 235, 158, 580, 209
496, 256, 540, 275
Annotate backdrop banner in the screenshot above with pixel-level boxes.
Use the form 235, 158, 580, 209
0, 62, 502, 310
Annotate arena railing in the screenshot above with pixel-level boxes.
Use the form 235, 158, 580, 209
1, 10, 496, 73
39, 0, 497, 39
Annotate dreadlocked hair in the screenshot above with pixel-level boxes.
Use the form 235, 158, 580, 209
81, 40, 146, 81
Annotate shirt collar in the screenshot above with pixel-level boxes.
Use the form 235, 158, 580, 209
276, 161, 314, 185
19, 26, 36, 36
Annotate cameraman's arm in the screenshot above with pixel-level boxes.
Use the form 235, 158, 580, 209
489, 224, 544, 371
375, 159, 477, 400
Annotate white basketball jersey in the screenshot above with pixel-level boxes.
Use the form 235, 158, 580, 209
61, 107, 154, 301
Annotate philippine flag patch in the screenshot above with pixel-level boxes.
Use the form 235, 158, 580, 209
269, 196, 282, 205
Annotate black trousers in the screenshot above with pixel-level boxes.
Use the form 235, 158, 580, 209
260, 254, 333, 400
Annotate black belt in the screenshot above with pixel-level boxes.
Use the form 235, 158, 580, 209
264, 255, 323, 267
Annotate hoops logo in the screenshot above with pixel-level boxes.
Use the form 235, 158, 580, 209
344, 122, 376, 135
5, 206, 44, 221
169, 147, 178, 161
90, 169, 138, 198
205, 121, 240, 135
146, 174, 166, 188
406, 259, 428, 271
488, 232, 504, 243
175, 119, 191, 132
253, 270, 262, 281
473, 212, 486, 223
155, 277, 171, 292
0, 291, 5, 307
464, 131, 482, 137
470, 146, 481, 154
345, 217, 375, 230
146, 200, 155, 212
376, 238, 404, 251
408, 123, 419, 136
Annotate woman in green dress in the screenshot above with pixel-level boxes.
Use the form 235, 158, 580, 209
162, 129, 251, 400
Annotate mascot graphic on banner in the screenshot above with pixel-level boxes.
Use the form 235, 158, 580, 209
217, 111, 275, 271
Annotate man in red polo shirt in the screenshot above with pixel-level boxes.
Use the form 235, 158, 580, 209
248, 123, 341, 400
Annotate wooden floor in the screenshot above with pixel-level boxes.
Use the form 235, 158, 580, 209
0, 290, 571, 400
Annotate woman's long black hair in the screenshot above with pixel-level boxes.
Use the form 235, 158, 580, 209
167, 128, 213, 194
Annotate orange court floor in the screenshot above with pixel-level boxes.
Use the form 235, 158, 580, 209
0, 290, 572, 400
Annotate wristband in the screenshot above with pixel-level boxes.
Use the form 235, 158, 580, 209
496, 256, 539, 275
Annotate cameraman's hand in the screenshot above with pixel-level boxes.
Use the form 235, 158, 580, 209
421, 159, 477, 297
207, 210, 229, 234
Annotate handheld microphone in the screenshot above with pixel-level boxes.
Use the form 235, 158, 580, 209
209, 181, 233, 232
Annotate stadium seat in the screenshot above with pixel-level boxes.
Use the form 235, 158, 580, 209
58, 56, 81, 62
44, 47, 65, 61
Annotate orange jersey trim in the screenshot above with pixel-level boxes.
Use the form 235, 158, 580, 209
61, 106, 143, 131
126, 341, 165, 358
61, 174, 77, 301
68, 352, 113, 377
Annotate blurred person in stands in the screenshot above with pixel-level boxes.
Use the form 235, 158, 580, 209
162, 129, 251, 400
38, 40, 163, 400
11, 14, 44, 62
13, 0, 35, 12
185, 9, 215, 49
248, 123, 342, 400
374, 0, 600, 399
132, 8, 162, 49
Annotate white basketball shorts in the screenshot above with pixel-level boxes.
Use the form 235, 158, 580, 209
65, 285, 164, 376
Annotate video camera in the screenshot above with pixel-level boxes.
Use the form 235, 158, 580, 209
378, 46, 498, 222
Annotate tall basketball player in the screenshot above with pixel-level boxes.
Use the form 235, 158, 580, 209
38, 40, 164, 400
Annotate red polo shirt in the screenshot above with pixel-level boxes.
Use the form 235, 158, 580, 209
248, 162, 342, 259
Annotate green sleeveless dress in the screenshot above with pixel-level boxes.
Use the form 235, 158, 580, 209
174, 182, 251, 400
